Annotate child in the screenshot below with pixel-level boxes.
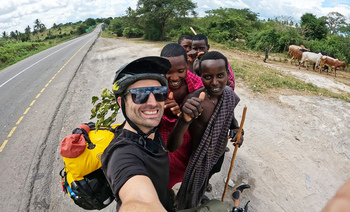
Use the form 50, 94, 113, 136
168, 51, 243, 209
159, 43, 203, 189
189, 34, 236, 91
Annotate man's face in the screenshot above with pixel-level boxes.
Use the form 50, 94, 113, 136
180, 39, 192, 53
192, 40, 209, 58
165, 55, 188, 91
200, 59, 228, 97
124, 80, 164, 133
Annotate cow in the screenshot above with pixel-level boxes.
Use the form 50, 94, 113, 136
288, 45, 310, 61
317, 51, 336, 72
319, 56, 347, 77
299, 52, 322, 70
317, 51, 335, 72
290, 48, 304, 65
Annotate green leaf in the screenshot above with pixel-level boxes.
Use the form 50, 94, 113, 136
92, 96, 99, 104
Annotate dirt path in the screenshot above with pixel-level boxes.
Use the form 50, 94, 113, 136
208, 48, 350, 211
51, 37, 350, 212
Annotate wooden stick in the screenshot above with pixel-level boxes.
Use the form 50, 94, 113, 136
221, 106, 247, 202
190, 27, 197, 35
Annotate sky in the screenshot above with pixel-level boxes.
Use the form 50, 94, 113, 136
1, 0, 350, 34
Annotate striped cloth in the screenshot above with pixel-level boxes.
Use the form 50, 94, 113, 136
176, 87, 240, 209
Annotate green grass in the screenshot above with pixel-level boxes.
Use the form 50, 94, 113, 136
0, 23, 96, 71
0, 41, 55, 71
230, 57, 350, 102
101, 30, 117, 38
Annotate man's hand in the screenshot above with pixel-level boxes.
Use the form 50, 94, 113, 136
228, 128, 244, 147
182, 92, 205, 121
164, 92, 181, 116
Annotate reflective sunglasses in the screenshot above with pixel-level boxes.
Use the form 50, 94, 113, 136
124, 86, 168, 104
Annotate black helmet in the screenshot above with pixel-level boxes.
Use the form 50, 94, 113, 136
112, 56, 171, 139
113, 56, 170, 98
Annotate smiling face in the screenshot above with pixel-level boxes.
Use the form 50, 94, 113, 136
200, 59, 228, 97
180, 38, 192, 53
192, 40, 209, 58
165, 55, 188, 91
123, 79, 164, 133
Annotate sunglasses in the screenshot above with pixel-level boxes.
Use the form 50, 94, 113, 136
125, 86, 168, 104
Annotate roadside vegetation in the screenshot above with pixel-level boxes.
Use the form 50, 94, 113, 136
1, 0, 350, 123
0, 18, 109, 71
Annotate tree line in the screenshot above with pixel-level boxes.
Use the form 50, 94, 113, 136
107, 0, 350, 63
1, 0, 350, 65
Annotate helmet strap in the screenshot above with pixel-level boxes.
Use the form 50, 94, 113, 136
121, 97, 157, 140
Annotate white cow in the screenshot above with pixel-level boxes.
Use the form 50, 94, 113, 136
299, 52, 322, 70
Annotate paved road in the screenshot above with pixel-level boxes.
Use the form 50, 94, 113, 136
0, 26, 100, 211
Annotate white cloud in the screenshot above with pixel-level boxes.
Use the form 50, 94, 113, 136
1, 0, 349, 34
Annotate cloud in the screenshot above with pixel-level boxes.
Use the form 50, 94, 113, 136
193, 0, 350, 23
1, 0, 350, 34
0, 0, 134, 33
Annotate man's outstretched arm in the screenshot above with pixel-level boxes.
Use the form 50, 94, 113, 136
119, 175, 166, 212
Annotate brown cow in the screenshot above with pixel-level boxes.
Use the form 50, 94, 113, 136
287, 45, 310, 60
290, 48, 304, 65
319, 56, 347, 77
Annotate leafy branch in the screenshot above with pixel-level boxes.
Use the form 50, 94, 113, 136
90, 88, 119, 130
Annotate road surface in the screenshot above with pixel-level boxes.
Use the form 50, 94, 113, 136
0, 25, 101, 211
1, 34, 349, 212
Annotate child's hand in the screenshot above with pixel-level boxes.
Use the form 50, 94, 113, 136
228, 128, 244, 147
164, 92, 181, 116
187, 50, 197, 62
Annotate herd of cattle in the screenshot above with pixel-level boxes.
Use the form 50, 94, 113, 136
287, 45, 347, 77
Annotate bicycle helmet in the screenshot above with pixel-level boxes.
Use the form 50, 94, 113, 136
112, 56, 171, 139
113, 56, 170, 97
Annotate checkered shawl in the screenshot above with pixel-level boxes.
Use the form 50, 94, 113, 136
176, 87, 240, 209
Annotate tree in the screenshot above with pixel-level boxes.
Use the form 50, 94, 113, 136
2, 31, 8, 40
10, 31, 16, 40
24, 25, 31, 41
300, 13, 328, 40
323, 12, 347, 35
339, 23, 350, 37
33, 19, 46, 39
76, 24, 88, 35
85, 18, 96, 26
103, 18, 110, 25
132, 0, 197, 40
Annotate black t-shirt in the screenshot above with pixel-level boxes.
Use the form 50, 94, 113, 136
101, 128, 173, 211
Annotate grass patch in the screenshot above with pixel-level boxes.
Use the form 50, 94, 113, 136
230, 57, 350, 102
101, 30, 117, 39
0, 41, 55, 71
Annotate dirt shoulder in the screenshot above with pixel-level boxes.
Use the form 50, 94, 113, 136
51, 37, 350, 212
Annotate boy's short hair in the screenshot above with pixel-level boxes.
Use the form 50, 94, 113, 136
192, 34, 209, 46
178, 35, 192, 44
160, 43, 187, 62
198, 51, 228, 75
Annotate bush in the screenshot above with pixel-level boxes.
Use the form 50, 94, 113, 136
109, 17, 125, 37
76, 24, 88, 35
122, 27, 144, 38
